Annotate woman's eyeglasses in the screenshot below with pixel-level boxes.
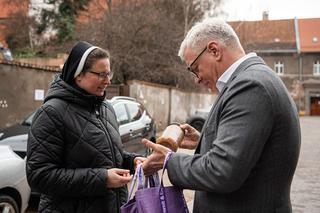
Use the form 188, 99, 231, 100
89, 70, 114, 80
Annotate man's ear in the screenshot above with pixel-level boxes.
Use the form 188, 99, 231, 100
208, 41, 222, 61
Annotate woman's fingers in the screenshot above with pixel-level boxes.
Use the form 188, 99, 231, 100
118, 174, 132, 182
112, 168, 132, 181
106, 168, 132, 188
112, 168, 130, 175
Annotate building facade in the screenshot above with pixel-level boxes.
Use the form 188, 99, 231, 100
1, 1, 319, 115
230, 16, 320, 115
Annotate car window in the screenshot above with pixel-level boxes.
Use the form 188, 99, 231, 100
127, 103, 143, 122
24, 111, 36, 125
113, 103, 130, 125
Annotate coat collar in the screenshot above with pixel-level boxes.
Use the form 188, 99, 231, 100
195, 56, 266, 153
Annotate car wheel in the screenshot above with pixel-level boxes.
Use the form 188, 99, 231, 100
190, 119, 205, 132
0, 194, 19, 213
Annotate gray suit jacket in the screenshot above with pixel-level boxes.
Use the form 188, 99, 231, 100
167, 56, 301, 213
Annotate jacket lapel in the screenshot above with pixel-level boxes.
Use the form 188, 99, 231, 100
195, 56, 266, 153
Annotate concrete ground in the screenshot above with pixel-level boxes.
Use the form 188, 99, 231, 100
26, 116, 320, 212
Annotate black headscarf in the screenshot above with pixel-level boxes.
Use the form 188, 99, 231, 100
61, 41, 94, 85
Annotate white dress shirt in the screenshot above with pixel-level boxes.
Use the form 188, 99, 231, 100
216, 52, 257, 93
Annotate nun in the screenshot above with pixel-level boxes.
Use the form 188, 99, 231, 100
26, 41, 145, 213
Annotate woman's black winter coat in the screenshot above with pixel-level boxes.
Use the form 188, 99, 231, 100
26, 76, 137, 213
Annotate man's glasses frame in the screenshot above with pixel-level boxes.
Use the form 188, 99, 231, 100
187, 46, 207, 78
89, 70, 114, 80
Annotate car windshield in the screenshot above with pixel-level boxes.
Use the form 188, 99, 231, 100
23, 111, 36, 125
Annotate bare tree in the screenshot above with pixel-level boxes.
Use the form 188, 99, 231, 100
2, 0, 36, 50
72, 0, 223, 90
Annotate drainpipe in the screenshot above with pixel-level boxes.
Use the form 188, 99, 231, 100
168, 87, 172, 125
294, 17, 302, 112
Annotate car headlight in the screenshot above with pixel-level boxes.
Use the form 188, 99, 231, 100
0, 132, 3, 139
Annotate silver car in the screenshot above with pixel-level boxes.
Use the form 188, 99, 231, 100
0, 145, 30, 213
186, 106, 211, 132
0, 96, 156, 158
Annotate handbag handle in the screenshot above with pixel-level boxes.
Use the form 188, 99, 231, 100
126, 163, 141, 201
127, 163, 160, 200
144, 172, 160, 188
158, 151, 190, 213
127, 153, 188, 213
127, 151, 173, 200
160, 151, 173, 186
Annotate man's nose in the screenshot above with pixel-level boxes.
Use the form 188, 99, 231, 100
103, 77, 111, 84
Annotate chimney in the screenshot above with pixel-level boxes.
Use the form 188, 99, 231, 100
263, 11, 269, 21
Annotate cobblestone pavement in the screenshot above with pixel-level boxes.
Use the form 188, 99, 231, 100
165, 116, 320, 212
26, 117, 320, 212
291, 117, 320, 213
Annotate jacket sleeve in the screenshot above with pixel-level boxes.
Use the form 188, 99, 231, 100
26, 105, 108, 197
122, 151, 141, 174
167, 79, 274, 193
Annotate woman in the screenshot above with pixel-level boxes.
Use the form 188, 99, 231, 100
26, 41, 144, 213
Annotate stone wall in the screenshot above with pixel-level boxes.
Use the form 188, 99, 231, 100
128, 80, 217, 130
0, 62, 216, 129
0, 61, 58, 128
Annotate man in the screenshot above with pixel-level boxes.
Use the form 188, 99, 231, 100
142, 18, 301, 212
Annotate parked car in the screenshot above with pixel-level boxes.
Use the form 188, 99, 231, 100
0, 44, 13, 61
110, 96, 156, 155
0, 96, 156, 158
186, 106, 211, 132
0, 145, 30, 213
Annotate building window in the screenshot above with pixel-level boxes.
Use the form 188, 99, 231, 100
314, 60, 320, 76
274, 61, 284, 75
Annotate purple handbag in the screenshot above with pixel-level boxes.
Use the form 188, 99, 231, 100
121, 152, 189, 213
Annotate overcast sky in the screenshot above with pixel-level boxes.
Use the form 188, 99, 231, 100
220, 0, 320, 21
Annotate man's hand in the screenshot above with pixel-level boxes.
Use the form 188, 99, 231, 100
179, 123, 200, 150
141, 139, 171, 177
106, 168, 132, 188
134, 156, 146, 169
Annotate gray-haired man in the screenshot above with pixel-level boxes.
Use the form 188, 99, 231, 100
142, 18, 300, 213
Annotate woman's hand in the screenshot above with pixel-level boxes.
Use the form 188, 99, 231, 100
106, 168, 132, 188
179, 123, 200, 150
134, 156, 146, 169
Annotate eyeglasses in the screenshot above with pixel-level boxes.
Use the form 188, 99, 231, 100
187, 46, 207, 78
89, 70, 114, 80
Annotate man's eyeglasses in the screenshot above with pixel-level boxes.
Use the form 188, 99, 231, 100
89, 70, 114, 80
187, 46, 207, 78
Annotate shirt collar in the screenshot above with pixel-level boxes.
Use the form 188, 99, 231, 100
216, 52, 257, 93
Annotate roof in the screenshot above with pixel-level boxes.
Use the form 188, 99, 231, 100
298, 18, 320, 52
229, 19, 297, 53
0, 0, 29, 19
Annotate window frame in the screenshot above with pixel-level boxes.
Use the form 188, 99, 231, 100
274, 61, 284, 75
313, 60, 320, 76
